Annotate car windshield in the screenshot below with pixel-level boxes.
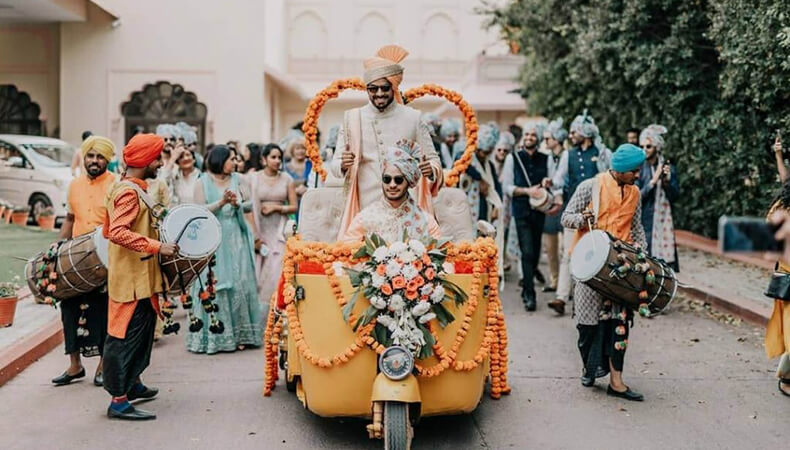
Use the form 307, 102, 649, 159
20, 143, 74, 168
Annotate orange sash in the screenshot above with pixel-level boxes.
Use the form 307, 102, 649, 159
571, 172, 639, 251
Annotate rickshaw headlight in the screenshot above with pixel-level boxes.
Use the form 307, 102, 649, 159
378, 346, 414, 381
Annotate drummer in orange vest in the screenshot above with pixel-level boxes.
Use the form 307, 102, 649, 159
561, 144, 647, 402
101, 133, 178, 421
51, 136, 116, 388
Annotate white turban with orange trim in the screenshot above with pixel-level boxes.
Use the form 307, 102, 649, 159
363, 45, 409, 104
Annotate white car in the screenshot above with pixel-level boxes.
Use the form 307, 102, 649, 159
0, 134, 75, 223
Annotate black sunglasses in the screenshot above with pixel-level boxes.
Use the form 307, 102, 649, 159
382, 175, 405, 185
367, 84, 392, 94
644, 145, 654, 149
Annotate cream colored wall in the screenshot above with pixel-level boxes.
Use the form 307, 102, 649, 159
59, 0, 268, 148
0, 24, 60, 135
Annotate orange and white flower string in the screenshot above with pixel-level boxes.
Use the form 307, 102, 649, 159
301, 78, 478, 187
262, 237, 511, 398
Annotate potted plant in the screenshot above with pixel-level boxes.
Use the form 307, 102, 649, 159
0, 277, 21, 327
36, 206, 56, 230
10, 205, 30, 226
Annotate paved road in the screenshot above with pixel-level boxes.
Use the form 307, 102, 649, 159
0, 279, 786, 450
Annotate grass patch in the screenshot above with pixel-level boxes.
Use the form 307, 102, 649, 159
0, 223, 58, 283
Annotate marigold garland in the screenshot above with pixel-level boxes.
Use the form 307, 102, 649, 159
262, 237, 511, 399
301, 78, 478, 188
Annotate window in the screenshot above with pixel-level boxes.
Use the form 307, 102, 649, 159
120, 81, 208, 152
0, 85, 43, 136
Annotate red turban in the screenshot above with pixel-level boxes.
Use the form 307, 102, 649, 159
123, 133, 164, 168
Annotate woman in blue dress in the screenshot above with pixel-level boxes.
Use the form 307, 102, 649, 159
186, 145, 262, 354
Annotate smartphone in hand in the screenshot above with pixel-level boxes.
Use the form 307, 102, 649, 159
719, 216, 783, 253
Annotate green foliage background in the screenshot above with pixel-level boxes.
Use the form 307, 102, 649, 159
480, 0, 790, 236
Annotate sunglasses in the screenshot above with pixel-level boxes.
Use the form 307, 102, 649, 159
644, 145, 654, 149
367, 84, 392, 94
382, 175, 405, 185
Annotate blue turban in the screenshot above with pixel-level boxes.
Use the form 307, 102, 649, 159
440, 118, 462, 140
478, 122, 500, 152
383, 141, 421, 187
639, 124, 668, 150
546, 118, 568, 142
611, 144, 646, 172
324, 125, 339, 149
155, 123, 176, 138
570, 110, 598, 139
495, 131, 515, 151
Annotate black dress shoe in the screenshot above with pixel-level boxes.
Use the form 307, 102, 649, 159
523, 295, 537, 312
52, 368, 85, 386
542, 285, 557, 293
607, 385, 644, 401
779, 379, 790, 397
580, 370, 594, 387
107, 404, 156, 420
534, 270, 546, 285
128, 385, 159, 401
93, 373, 103, 387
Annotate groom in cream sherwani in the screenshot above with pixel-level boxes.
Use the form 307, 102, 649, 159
331, 44, 444, 240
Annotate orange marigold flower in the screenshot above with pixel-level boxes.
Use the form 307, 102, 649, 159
405, 289, 418, 300
381, 283, 393, 296
376, 264, 387, 276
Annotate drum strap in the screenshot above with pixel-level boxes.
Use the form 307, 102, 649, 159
591, 176, 601, 219
118, 181, 166, 222
513, 151, 534, 187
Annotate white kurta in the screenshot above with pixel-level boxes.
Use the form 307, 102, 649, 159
330, 101, 440, 211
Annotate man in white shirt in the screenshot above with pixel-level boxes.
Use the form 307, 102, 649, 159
331, 45, 443, 240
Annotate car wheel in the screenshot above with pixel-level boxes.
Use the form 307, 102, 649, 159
29, 194, 52, 225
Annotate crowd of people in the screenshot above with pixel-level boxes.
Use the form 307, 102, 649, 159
51, 42, 790, 425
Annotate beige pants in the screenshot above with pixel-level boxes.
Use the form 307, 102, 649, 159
556, 227, 576, 301
542, 232, 562, 289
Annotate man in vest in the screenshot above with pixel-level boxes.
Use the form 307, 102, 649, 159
549, 111, 612, 314
331, 44, 443, 240
51, 136, 116, 387
502, 123, 551, 311
561, 144, 647, 402
102, 133, 178, 420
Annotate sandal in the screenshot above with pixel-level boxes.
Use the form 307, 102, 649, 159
779, 379, 790, 397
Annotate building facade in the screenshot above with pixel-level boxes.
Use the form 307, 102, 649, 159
0, 0, 527, 151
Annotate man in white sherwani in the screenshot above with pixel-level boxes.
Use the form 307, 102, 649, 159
331, 44, 443, 240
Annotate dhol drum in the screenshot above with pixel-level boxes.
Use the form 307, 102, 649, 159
570, 230, 677, 315
26, 228, 109, 301
158, 204, 221, 295
529, 188, 556, 213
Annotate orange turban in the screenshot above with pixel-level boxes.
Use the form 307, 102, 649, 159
123, 133, 164, 168
363, 45, 409, 104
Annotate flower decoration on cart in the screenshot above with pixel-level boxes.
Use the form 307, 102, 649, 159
263, 236, 511, 399
342, 233, 468, 359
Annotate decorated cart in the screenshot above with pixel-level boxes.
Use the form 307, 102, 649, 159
262, 79, 511, 449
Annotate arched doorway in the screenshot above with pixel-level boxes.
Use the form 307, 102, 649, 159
0, 85, 44, 135
120, 81, 207, 151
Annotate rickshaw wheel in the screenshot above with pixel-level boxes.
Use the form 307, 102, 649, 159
383, 401, 412, 450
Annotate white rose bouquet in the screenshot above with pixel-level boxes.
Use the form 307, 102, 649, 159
343, 233, 467, 359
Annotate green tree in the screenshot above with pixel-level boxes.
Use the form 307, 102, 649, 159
480, 0, 790, 236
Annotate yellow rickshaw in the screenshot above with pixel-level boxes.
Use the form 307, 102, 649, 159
262, 80, 511, 449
